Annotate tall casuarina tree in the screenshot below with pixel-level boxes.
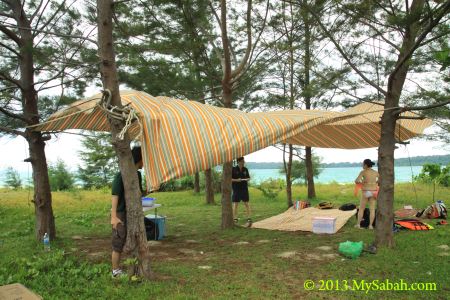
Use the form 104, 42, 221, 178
97, 0, 151, 278
0, 0, 93, 240
307, 0, 450, 247
211, 0, 270, 228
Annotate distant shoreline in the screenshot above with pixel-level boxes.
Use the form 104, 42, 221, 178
245, 154, 450, 169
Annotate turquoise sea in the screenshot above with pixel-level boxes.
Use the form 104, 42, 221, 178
249, 166, 423, 184
0, 166, 423, 187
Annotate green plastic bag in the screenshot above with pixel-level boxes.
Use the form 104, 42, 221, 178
338, 241, 363, 259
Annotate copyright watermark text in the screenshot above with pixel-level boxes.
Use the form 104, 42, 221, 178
303, 279, 437, 293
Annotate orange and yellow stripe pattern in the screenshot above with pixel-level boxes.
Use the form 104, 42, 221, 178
33, 90, 432, 191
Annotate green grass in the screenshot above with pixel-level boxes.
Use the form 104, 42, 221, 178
0, 183, 449, 299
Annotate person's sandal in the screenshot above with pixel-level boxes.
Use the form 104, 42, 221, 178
246, 218, 252, 228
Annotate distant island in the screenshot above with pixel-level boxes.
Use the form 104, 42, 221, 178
246, 154, 450, 169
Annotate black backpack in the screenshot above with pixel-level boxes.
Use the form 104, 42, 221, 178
144, 217, 160, 240
340, 203, 356, 211
357, 208, 376, 228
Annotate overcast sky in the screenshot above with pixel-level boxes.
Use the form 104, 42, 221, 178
0, 126, 448, 173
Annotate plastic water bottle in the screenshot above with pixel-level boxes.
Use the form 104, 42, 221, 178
43, 232, 50, 251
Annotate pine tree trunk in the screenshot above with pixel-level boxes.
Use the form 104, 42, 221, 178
302, 8, 316, 200
220, 0, 234, 228
194, 172, 200, 193
283, 144, 294, 207
97, 0, 151, 278
26, 130, 56, 241
218, 0, 252, 229
375, 0, 425, 248
285, 22, 294, 208
221, 161, 234, 228
221, 87, 234, 229
305, 146, 316, 199
375, 110, 396, 248
14, 1, 56, 242
205, 169, 215, 204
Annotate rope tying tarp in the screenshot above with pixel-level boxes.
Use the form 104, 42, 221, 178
99, 89, 143, 140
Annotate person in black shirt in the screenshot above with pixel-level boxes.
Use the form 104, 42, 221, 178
232, 157, 251, 226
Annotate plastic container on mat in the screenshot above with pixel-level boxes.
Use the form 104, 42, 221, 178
142, 197, 156, 207
312, 217, 337, 234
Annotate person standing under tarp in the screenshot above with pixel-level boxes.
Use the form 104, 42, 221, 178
232, 157, 252, 227
355, 158, 379, 229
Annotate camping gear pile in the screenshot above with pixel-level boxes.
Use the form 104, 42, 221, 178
416, 200, 447, 219
351, 180, 447, 231
394, 200, 447, 231
293, 200, 310, 210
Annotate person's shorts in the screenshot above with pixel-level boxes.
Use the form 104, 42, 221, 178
232, 189, 249, 202
112, 212, 126, 253
363, 190, 376, 198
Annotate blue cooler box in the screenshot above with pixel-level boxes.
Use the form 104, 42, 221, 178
144, 214, 166, 240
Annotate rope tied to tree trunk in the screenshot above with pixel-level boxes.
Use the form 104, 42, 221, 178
99, 89, 143, 141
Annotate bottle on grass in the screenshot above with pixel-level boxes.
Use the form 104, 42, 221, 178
43, 232, 50, 251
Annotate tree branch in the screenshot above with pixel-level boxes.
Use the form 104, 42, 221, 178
306, 7, 388, 97
392, 0, 450, 76
37, 0, 68, 33
0, 71, 23, 89
113, 0, 133, 5
36, 70, 93, 92
35, 0, 79, 45
0, 11, 14, 19
337, 4, 401, 51
0, 125, 25, 137
0, 41, 20, 57
0, 106, 30, 124
233, 0, 269, 83
231, 0, 253, 78
356, 19, 401, 52
420, 28, 450, 47
272, 145, 304, 160
33, 25, 95, 88
0, 24, 22, 46
208, 1, 222, 28
30, 0, 45, 23
400, 99, 450, 112
33, 0, 52, 31
0, 22, 98, 44
0, 86, 18, 93
43, 130, 99, 138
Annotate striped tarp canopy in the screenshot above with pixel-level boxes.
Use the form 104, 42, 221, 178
33, 90, 432, 191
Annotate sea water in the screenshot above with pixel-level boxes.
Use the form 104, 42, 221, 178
0, 166, 424, 187
249, 166, 423, 184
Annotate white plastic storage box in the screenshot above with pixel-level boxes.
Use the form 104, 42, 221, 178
312, 217, 337, 234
